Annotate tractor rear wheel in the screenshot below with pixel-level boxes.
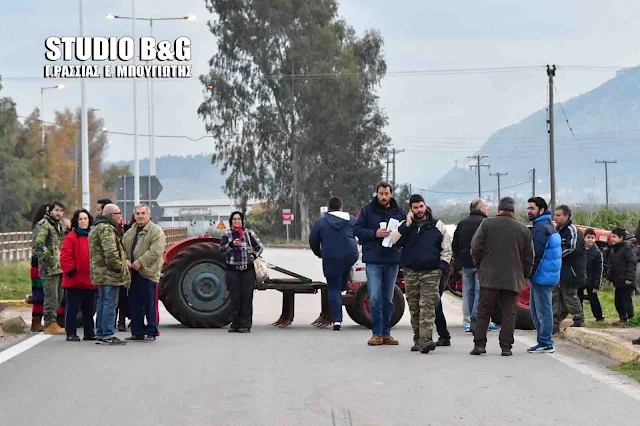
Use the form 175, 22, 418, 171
160, 242, 232, 328
346, 283, 405, 329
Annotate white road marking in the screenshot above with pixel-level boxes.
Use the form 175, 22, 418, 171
0, 334, 51, 365
514, 333, 640, 402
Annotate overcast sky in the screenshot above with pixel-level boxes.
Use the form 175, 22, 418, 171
1, 0, 639, 189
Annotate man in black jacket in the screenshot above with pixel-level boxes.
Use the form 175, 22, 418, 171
452, 198, 497, 332
553, 205, 586, 330
578, 228, 604, 321
390, 194, 452, 353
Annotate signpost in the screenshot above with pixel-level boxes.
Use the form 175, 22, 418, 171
282, 209, 292, 243
116, 175, 163, 223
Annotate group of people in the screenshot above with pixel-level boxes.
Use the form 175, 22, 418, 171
308, 182, 640, 355
30, 198, 166, 346
310, 183, 455, 352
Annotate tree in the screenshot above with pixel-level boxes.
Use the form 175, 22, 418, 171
198, 0, 389, 240
0, 83, 38, 231
103, 164, 132, 195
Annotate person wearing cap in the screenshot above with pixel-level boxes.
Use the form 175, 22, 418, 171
470, 197, 534, 356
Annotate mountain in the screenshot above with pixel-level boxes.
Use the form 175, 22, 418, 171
109, 154, 227, 202
428, 66, 640, 206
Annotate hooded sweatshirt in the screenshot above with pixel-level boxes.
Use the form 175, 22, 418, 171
309, 210, 359, 277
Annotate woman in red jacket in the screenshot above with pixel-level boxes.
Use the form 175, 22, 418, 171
60, 209, 98, 342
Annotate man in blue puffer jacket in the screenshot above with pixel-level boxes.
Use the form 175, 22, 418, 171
527, 197, 562, 353
310, 196, 359, 331
354, 183, 405, 346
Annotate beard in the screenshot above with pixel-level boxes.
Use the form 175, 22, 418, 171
414, 211, 426, 220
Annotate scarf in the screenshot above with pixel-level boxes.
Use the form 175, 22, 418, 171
75, 227, 91, 237
232, 225, 244, 239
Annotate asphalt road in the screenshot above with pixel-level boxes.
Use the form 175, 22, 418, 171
1, 248, 640, 425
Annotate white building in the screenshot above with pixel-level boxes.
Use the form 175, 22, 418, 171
159, 198, 260, 236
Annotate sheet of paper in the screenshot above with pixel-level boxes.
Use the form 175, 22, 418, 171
382, 218, 401, 248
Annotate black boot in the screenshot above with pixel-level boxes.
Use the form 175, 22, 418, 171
470, 346, 486, 355
117, 316, 127, 332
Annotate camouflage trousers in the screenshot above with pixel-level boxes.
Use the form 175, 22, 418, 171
403, 269, 442, 344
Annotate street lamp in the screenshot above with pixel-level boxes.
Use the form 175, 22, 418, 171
40, 84, 65, 151
105, 12, 196, 177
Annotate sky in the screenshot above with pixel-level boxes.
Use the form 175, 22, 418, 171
1, 0, 639, 190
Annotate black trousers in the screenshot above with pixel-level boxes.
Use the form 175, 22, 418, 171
117, 285, 130, 322
578, 287, 604, 321
436, 272, 450, 340
615, 286, 635, 321
65, 289, 96, 338
227, 268, 256, 329
474, 288, 518, 350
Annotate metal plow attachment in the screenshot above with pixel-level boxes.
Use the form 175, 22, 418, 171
263, 264, 329, 328
310, 288, 331, 328
271, 291, 295, 327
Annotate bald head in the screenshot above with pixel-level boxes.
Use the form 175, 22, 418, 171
102, 204, 122, 221
470, 198, 488, 214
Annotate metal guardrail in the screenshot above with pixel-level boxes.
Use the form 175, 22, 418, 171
0, 227, 188, 263
0, 232, 33, 262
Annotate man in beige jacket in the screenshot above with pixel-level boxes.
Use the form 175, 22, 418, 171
122, 204, 166, 342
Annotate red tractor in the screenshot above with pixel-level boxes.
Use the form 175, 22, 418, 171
158, 234, 407, 328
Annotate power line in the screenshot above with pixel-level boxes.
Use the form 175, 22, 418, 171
415, 179, 532, 195
553, 84, 592, 163
0, 64, 633, 83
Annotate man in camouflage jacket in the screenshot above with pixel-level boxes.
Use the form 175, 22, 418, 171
32, 201, 69, 334
89, 204, 129, 345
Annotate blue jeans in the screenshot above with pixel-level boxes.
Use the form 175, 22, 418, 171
462, 267, 480, 324
530, 283, 554, 347
366, 263, 399, 336
130, 272, 159, 337
326, 269, 350, 323
96, 285, 121, 339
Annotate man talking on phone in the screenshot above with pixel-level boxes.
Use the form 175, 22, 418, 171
354, 182, 405, 346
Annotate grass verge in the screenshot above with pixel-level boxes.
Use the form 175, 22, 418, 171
0, 262, 31, 300
611, 361, 640, 383
583, 285, 640, 328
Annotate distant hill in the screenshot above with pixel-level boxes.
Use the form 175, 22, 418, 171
429, 66, 640, 206
108, 154, 227, 202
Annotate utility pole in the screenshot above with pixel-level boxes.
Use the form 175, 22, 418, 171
290, 57, 297, 239
385, 151, 391, 182
490, 172, 508, 200
391, 148, 405, 188
468, 155, 490, 197
595, 159, 617, 208
529, 168, 536, 197
547, 65, 557, 213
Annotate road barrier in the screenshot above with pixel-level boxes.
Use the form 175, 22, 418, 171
0, 227, 188, 263
0, 232, 32, 262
